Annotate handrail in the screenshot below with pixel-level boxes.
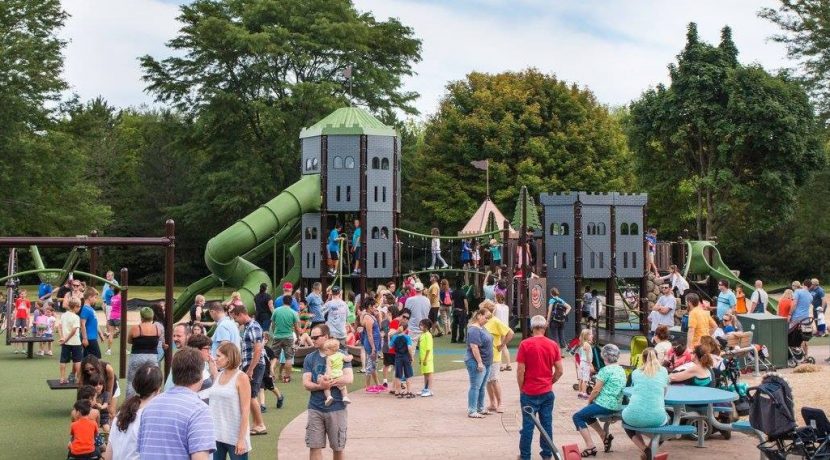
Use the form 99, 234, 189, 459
395, 228, 502, 240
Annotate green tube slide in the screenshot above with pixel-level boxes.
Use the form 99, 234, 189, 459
172, 175, 320, 322
682, 240, 777, 313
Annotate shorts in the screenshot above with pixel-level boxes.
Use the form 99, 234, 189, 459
83, 340, 101, 359
60, 344, 83, 363
107, 319, 121, 327
428, 307, 439, 324
648, 252, 655, 263
14, 318, 27, 329
383, 352, 395, 366
394, 357, 413, 381
245, 363, 266, 397
488, 363, 500, 382
305, 408, 347, 450
353, 246, 361, 260
329, 251, 339, 260
262, 372, 275, 391
42, 333, 53, 340
272, 338, 295, 361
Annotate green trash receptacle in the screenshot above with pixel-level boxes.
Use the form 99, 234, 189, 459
738, 313, 788, 368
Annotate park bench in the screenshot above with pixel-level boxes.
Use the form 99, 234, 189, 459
9, 336, 54, 358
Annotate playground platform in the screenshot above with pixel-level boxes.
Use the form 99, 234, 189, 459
278, 346, 830, 459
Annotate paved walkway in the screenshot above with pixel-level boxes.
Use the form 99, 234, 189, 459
277, 347, 830, 459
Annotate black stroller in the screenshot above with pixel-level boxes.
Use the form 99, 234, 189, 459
787, 318, 817, 368
750, 374, 830, 459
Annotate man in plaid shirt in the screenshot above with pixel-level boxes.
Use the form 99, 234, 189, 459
231, 304, 268, 435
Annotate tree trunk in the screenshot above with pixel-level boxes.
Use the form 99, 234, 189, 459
696, 185, 703, 240
705, 188, 714, 240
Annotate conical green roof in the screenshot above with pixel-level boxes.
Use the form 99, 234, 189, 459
299, 107, 396, 138
512, 187, 542, 231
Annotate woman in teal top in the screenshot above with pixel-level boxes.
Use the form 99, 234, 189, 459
572, 344, 626, 457
622, 348, 669, 457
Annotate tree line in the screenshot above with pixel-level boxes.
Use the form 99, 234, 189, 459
1, 0, 829, 284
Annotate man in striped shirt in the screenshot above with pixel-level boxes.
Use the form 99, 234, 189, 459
137, 347, 215, 459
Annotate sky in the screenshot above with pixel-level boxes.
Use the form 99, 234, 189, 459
60, 0, 792, 119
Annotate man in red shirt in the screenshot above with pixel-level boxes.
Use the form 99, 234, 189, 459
516, 315, 564, 460
13, 289, 32, 353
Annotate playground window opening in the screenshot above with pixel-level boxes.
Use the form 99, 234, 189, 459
345, 157, 355, 169
381, 158, 389, 170
382, 187, 387, 202
552, 252, 558, 269
372, 227, 379, 239
346, 186, 352, 201
336, 186, 341, 202
630, 223, 639, 235
312, 158, 319, 169
371, 157, 380, 169
621, 223, 629, 235
598, 223, 606, 235
381, 227, 389, 239
562, 252, 567, 269
305, 159, 312, 171
333, 156, 343, 169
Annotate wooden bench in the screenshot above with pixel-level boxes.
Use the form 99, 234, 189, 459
622, 423, 696, 460
8, 336, 54, 358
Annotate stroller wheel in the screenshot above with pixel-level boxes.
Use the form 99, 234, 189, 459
806, 357, 816, 364
787, 357, 798, 368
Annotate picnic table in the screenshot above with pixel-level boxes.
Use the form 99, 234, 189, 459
623, 384, 738, 448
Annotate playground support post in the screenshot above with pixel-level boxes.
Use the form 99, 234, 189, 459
639, 206, 649, 335
319, 135, 329, 293
606, 205, 616, 338
164, 220, 175, 378
119, 268, 128, 379
573, 200, 584, 338
359, 134, 367, 296
519, 189, 529, 340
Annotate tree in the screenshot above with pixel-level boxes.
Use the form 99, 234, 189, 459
760, 0, 830, 121
406, 69, 633, 233
140, 0, 422, 241
0, 1, 111, 237
628, 23, 824, 248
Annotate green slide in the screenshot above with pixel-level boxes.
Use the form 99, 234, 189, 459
682, 240, 777, 313
172, 174, 320, 322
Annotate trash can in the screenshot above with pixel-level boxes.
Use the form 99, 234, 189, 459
738, 313, 788, 369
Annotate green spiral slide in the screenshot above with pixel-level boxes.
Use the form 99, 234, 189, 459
172, 174, 321, 322
682, 240, 778, 313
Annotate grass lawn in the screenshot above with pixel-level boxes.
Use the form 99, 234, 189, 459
0, 329, 490, 458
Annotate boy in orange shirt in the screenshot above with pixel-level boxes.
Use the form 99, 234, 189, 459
68, 399, 99, 458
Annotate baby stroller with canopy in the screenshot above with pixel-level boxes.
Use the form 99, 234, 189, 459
787, 318, 817, 368
751, 374, 830, 459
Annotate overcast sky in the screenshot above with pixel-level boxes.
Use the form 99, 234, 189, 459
60, 0, 792, 119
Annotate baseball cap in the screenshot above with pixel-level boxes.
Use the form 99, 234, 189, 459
331, 285, 342, 294
283, 282, 293, 291
414, 282, 424, 291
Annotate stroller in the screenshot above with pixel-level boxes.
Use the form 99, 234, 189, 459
788, 318, 817, 368
751, 374, 830, 459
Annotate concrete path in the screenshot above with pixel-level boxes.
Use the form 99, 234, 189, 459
276, 347, 823, 460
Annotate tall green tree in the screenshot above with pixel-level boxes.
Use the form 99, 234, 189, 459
760, 0, 830, 122
628, 23, 823, 249
140, 0, 422, 241
0, 1, 111, 236
406, 68, 632, 232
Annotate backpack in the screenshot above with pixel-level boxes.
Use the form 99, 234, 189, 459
748, 374, 797, 440
550, 300, 567, 323
442, 290, 452, 306
393, 334, 409, 355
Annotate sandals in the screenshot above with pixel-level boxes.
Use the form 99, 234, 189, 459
468, 412, 485, 418
581, 447, 597, 457
603, 434, 614, 453
282, 375, 291, 384
404, 392, 416, 399
250, 427, 268, 436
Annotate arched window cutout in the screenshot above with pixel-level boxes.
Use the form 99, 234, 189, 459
598, 223, 606, 235
552, 252, 558, 269
371, 157, 380, 169
550, 223, 559, 236
371, 227, 379, 239
623, 252, 628, 268
305, 159, 312, 171
345, 157, 355, 169
374, 186, 378, 202
382, 186, 387, 202
346, 186, 351, 201
590, 251, 595, 268
632, 252, 637, 268
381, 158, 390, 170
333, 156, 343, 169
312, 228, 318, 239
630, 223, 639, 235
374, 252, 378, 269
382, 252, 387, 268
305, 228, 313, 239
587, 223, 596, 236
599, 252, 604, 268
561, 223, 569, 235
336, 186, 341, 201
381, 227, 389, 239
562, 252, 567, 269
313, 252, 316, 267
306, 253, 310, 268
621, 223, 629, 235
312, 158, 319, 169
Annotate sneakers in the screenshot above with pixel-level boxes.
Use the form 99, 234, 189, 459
13, 349, 19, 354
342, 396, 351, 405
577, 392, 589, 400
260, 404, 267, 413
105, 349, 112, 356
46, 351, 53, 356
374, 385, 387, 392
427, 266, 435, 270
68, 373, 76, 384
276, 396, 284, 409
324, 396, 334, 407
365, 386, 381, 394
37, 351, 44, 356
382, 381, 388, 388
441, 264, 449, 269
420, 389, 433, 397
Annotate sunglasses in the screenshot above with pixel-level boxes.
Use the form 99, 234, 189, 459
402, 315, 410, 319
72, 284, 81, 287
310, 335, 323, 340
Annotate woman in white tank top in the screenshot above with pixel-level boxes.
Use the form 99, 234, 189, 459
202, 342, 252, 459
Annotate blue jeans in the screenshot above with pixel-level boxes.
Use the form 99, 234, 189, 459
573, 403, 616, 430
520, 391, 555, 460
465, 359, 490, 414
214, 441, 248, 460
